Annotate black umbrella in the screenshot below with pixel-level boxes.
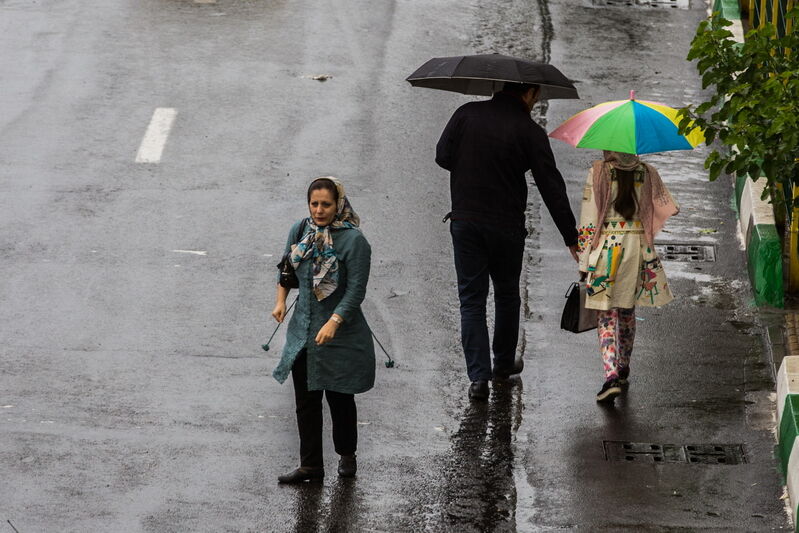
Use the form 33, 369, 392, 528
406, 53, 579, 99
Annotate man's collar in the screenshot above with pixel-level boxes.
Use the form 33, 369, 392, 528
492, 91, 529, 113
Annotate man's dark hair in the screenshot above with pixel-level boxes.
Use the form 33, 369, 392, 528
501, 82, 540, 95
307, 178, 339, 203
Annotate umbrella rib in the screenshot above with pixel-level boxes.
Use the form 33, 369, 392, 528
451, 55, 467, 78
513, 59, 522, 86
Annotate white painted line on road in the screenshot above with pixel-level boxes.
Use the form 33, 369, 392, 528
135, 108, 177, 163
194, 0, 216, 3
172, 250, 207, 255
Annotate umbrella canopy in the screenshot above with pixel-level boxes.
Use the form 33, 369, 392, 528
406, 53, 579, 99
549, 91, 705, 155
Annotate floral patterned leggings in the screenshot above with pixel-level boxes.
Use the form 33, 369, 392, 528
597, 307, 636, 381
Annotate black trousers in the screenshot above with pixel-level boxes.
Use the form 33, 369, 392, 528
291, 350, 357, 469
450, 219, 526, 382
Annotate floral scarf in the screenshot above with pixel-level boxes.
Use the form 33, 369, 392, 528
289, 176, 360, 301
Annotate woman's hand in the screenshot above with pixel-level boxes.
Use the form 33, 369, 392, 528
272, 302, 287, 323
272, 284, 290, 322
315, 316, 342, 345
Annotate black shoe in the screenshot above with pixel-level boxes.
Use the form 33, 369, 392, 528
338, 454, 357, 478
277, 467, 324, 484
493, 357, 524, 380
468, 380, 489, 400
596, 380, 622, 403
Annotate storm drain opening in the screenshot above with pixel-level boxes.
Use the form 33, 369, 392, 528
655, 243, 716, 262
604, 441, 746, 465
684, 444, 746, 464
591, 0, 690, 8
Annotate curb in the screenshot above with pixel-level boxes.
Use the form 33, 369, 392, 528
777, 356, 799, 530
713, 0, 745, 40
739, 178, 785, 307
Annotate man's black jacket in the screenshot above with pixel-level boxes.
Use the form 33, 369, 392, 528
436, 92, 578, 246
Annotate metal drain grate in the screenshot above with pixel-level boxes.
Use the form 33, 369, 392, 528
655, 244, 716, 262
684, 444, 746, 464
591, 0, 690, 7
604, 441, 746, 464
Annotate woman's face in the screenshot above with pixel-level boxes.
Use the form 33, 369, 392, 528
308, 188, 337, 227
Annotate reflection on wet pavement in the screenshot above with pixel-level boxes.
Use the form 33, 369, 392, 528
325, 479, 358, 532
289, 478, 359, 533
441, 381, 524, 532
291, 482, 324, 533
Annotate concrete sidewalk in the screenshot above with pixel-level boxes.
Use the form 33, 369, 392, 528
503, 0, 790, 529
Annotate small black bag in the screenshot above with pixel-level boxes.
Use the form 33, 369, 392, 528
560, 281, 598, 333
276, 219, 308, 289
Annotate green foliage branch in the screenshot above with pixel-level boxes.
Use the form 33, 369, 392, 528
678, 6, 799, 211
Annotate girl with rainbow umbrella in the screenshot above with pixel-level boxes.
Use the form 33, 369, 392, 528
550, 91, 703, 403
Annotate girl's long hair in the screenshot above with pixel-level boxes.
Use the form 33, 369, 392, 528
613, 169, 638, 220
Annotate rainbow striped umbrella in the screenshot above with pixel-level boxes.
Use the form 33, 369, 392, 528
549, 91, 705, 155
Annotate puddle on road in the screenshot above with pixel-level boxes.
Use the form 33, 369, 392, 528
688, 279, 745, 310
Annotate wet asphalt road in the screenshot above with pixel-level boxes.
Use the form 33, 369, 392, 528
0, 0, 790, 531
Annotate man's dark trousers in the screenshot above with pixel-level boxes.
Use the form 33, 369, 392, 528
450, 219, 526, 382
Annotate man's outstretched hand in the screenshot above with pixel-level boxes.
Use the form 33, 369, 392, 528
568, 244, 579, 263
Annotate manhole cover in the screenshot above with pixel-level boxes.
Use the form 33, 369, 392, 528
604, 441, 746, 464
655, 244, 716, 262
591, 0, 690, 7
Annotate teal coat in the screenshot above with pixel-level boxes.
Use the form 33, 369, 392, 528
272, 220, 375, 394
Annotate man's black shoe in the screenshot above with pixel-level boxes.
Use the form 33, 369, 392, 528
492, 357, 524, 380
277, 467, 324, 484
468, 380, 489, 400
338, 454, 357, 478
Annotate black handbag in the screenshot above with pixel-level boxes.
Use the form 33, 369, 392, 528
560, 281, 598, 333
276, 219, 308, 289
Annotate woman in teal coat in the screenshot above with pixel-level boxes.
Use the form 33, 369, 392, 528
271, 176, 375, 484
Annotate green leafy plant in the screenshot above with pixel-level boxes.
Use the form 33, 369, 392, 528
678, 6, 799, 210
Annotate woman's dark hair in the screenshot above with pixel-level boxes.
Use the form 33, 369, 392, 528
613, 169, 638, 221
307, 178, 339, 203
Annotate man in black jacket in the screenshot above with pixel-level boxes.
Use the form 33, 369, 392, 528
436, 82, 579, 401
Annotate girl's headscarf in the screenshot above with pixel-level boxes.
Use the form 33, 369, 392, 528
289, 176, 360, 301
590, 151, 678, 250
603, 150, 641, 171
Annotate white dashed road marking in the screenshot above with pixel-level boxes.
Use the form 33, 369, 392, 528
135, 108, 177, 163
172, 250, 207, 255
